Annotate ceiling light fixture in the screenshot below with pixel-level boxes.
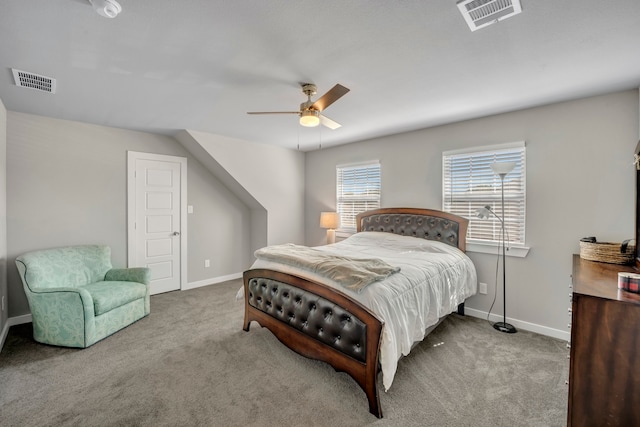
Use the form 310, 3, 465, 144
299, 110, 320, 127
90, 0, 122, 18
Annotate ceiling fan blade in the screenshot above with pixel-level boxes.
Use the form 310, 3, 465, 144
311, 84, 350, 111
247, 111, 300, 115
320, 114, 342, 130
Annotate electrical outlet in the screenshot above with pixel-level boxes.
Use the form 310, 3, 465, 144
204, 259, 210, 268
479, 282, 488, 295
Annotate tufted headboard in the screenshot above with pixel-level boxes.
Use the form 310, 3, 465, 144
356, 207, 469, 252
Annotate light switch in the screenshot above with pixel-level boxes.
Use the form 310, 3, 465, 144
188, 205, 194, 214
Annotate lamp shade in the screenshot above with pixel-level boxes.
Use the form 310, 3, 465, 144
476, 205, 492, 219
300, 110, 320, 127
490, 161, 516, 176
320, 212, 340, 229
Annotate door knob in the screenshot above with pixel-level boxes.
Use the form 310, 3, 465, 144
172, 231, 180, 236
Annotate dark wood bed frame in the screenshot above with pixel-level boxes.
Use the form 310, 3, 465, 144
242, 208, 469, 418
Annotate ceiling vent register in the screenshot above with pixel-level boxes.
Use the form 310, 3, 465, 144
457, 0, 522, 31
11, 69, 57, 94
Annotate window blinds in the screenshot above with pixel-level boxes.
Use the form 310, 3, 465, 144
337, 162, 381, 231
443, 143, 526, 245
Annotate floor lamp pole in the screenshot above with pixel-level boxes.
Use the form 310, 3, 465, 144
494, 173, 517, 334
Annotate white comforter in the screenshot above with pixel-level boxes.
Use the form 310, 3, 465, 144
243, 231, 477, 391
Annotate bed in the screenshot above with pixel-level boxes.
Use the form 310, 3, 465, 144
242, 207, 477, 418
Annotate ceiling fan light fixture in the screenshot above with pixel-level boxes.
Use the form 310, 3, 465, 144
300, 110, 320, 127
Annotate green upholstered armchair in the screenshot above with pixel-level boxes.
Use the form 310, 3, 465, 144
15, 245, 150, 348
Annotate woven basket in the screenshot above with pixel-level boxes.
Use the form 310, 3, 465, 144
579, 241, 635, 265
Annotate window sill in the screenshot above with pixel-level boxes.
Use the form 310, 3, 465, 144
466, 241, 530, 258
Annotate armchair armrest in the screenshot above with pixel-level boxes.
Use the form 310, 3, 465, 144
26, 286, 96, 347
28, 286, 94, 313
105, 267, 150, 285
31, 286, 92, 296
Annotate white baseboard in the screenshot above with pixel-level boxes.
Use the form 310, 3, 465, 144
464, 307, 570, 342
183, 272, 243, 291
0, 314, 33, 353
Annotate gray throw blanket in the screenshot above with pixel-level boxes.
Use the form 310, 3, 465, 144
254, 243, 401, 292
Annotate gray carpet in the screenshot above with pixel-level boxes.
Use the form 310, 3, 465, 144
0, 279, 568, 426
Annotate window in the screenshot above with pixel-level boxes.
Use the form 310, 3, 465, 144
337, 161, 381, 231
443, 142, 526, 246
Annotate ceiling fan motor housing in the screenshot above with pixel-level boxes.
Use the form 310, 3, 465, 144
301, 83, 317, 97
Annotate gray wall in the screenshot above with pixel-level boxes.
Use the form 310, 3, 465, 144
5, 90, 638, 337
305, 90, 640, 337
186, 130, 306, 246
0, 99, 6, 332
7, 112, 252, 317
174, 130, 269, 258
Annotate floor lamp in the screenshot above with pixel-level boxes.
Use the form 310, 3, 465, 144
477, 161, 517, 334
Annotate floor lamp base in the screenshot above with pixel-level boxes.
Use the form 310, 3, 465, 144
493, 322, 517, 334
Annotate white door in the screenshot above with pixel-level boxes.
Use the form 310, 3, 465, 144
128, 152, 187, 295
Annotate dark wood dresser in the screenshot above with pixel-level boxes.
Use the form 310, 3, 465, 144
568, 254, 640, 426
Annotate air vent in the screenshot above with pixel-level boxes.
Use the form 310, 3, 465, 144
11, 69, 56, 94
457, 0, 522, 31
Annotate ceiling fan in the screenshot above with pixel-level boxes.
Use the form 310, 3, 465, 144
247, 83, 350, 129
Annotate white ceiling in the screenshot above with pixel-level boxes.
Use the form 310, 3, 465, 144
1, 0, 639, 151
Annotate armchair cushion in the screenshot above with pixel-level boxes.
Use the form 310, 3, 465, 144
82, 281, 147, 316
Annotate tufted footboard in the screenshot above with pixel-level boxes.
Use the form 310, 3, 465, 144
243, 269, 385, 418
